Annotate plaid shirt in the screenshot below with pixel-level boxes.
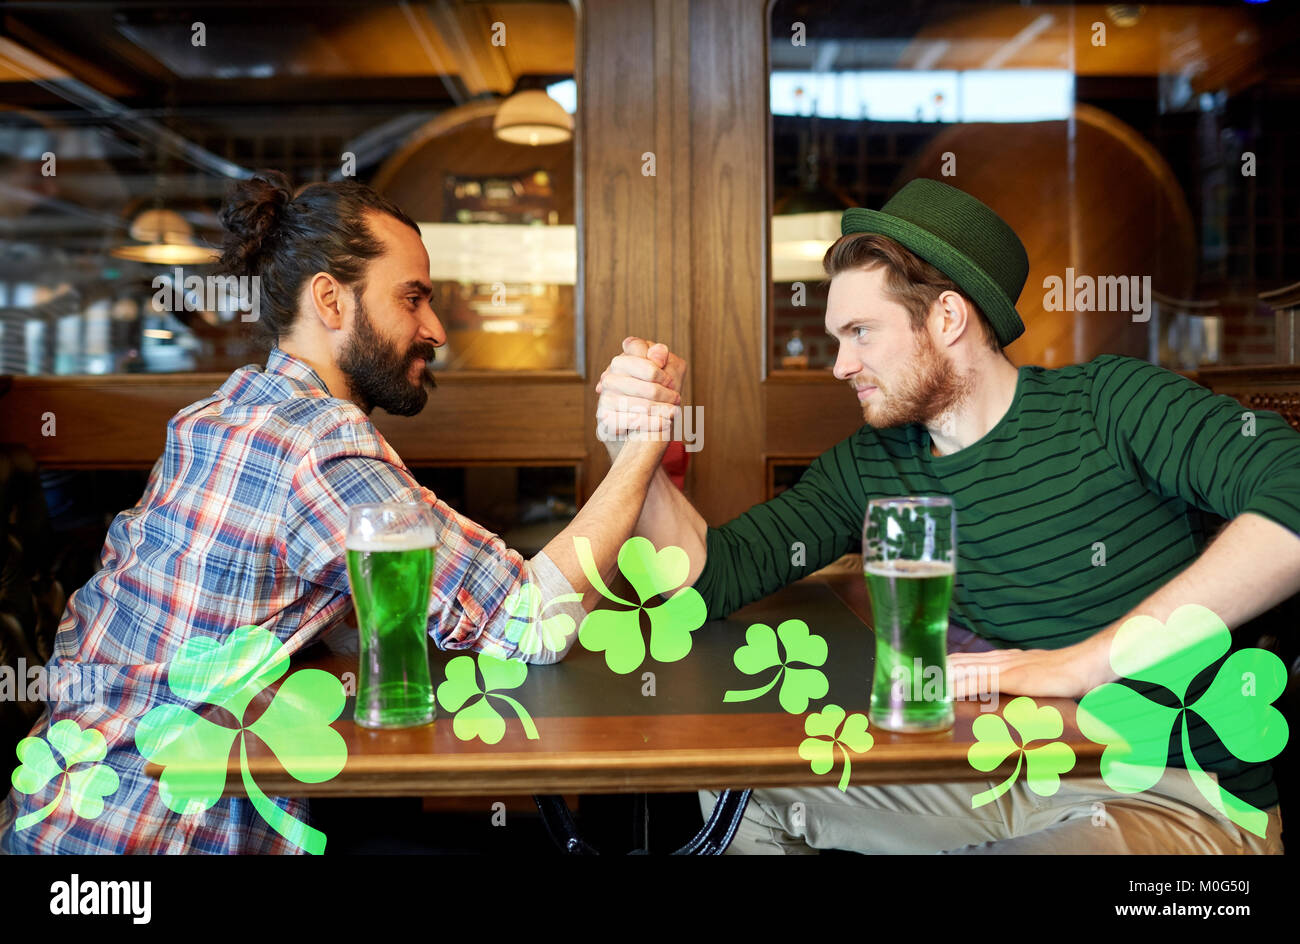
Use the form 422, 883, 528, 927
1, 347, 569, 853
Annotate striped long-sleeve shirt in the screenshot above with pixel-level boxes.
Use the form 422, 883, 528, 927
694, 354, 1300, 812
1, 346, 579, 854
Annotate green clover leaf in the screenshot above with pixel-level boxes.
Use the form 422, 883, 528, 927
135, 705, 240, 813
453, 696, 508, 745
12, 735, 63, 794
436, 653, 538, 744
11, 720, 120, 830
437, 655, 484, 711
1107, 608, 1227, 702
168, 624, 290, 719
1191, 648, 1289, 763
1077, 605, 1289, 838
968, 715, 1019, 772
797, 704, 873, 791
502, 583, 583, 657
134, 625, 346, 854
246, 669, 348, 783
64, 763, 120, 821
968, 697, 1076, 809
573, 536, 707, 674
1023, 742, 1078, 797
619, 536, 691, 600
724, 620, 829, 714
576, 609, 646, 674
1076, 682, 1176, 794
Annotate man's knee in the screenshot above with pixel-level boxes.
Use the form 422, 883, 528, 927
697, 789, 818, 855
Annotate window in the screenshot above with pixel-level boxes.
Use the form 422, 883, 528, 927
0, 1, 578, 375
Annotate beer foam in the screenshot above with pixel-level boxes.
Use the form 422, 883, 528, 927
864, 559, 954, 577
345, 528, 439, 552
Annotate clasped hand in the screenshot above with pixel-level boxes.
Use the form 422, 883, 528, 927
595, 336, 686, 452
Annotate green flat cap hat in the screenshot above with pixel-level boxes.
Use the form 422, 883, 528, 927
840, 178, 1029, 346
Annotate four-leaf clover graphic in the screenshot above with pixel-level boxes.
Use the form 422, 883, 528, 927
967, 696, 1076, 808
1076, 605, 1289, 838
11, 720, 120, 831
724, 620, 829, 713
502, 583, 584, 658
134, 624, 347, 855
574, 536, 707, 674
798, 704, 874, 791
437, 653, 539, 744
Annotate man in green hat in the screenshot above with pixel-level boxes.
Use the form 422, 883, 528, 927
595, 177, 1299, 853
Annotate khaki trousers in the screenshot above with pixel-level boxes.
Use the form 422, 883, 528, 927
700, 767, 1284, 854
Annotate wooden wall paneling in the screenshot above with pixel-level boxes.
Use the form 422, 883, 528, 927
657, 0, 695, 448
765, 372, 864, 459
687, 0, 769, 524
0, 373, 586, 468
579, 0, 693, 502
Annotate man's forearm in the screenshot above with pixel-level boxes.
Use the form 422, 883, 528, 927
1074, 512, 1300, 690
638, 464, 708, 583
605, 440, 708, 582
542, 441, 669, 610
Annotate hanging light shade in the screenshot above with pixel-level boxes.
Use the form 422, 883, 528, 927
111, 208, 219, 264
493, 90, 573, 146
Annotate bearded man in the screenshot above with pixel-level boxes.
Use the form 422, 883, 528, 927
596, 178, 1300, 854
2, 170, 671, 853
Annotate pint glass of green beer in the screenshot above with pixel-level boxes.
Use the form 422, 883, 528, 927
346, 502, 439, 729
863, 496, 956, 732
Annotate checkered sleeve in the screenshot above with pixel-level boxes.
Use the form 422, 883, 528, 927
277, 417, 550, 661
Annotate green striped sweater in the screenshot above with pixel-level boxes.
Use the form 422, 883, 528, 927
694, 354, 1300, 812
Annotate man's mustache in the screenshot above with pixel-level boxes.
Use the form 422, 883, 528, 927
409, 346, 439, 387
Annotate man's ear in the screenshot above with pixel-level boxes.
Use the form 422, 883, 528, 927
936, 290, 973, 342
307, 271, 348, 331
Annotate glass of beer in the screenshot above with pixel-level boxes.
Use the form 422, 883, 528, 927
863, 496, 956, 732
346, 502, 439, 729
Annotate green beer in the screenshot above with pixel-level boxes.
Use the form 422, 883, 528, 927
346, 518, 438, 729
863, 495, 957, 733
865, 559, 955, 731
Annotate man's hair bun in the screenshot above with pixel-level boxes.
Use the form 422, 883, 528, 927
217, 169, 292, 277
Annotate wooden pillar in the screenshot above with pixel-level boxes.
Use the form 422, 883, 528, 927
579, 0, 695, 504
685, 0, 769, 524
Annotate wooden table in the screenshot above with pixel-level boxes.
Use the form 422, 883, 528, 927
160, 573, 1104, 799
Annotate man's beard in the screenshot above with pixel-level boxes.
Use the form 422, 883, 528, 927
338, 292, 438, 417
857, 328, 972, 429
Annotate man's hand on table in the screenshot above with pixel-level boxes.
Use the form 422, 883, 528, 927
948, 642, 1112, 701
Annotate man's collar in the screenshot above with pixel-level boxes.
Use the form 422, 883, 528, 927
266, 345, 334, 397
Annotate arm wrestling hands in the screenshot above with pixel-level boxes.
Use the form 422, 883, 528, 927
595, 337, 709, 585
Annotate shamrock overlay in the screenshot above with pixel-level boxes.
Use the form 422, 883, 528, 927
967, 696, 1076, 809
437, 653, 539, 744
798, 704, 874, 791
502, 582, 584, 658
574, 535, 707, 674
11, 719, 120, 831
724, 619, 829, 713
1076, 605, 1289, 838
134, 624, 347, 854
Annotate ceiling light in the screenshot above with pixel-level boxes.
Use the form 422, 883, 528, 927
111, 208, 218, 265
1105, 5, 1146, 28
493, 90, 573, 146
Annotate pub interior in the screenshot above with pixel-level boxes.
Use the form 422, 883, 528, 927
1, 0, 1299, 868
